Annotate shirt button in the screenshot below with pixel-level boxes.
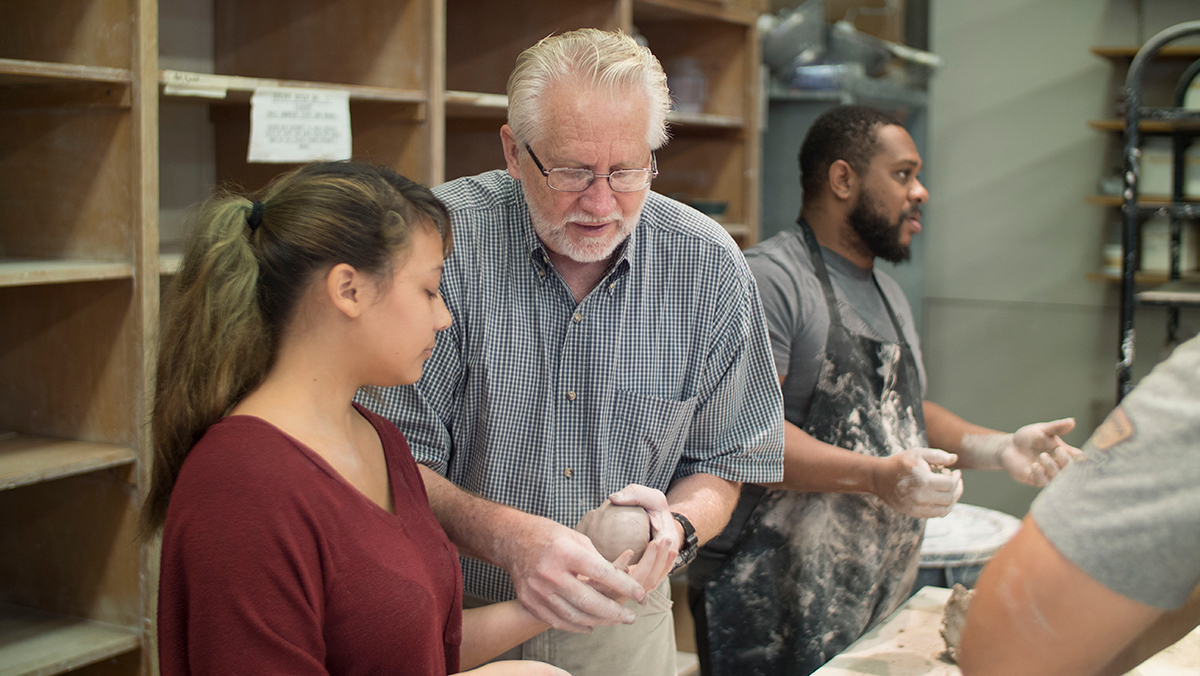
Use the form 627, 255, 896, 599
608, 282, 615, 291
572, 312, 582, 323
538, 269, 545, 278
564, 468, 574, 478
566, 390, 576, 401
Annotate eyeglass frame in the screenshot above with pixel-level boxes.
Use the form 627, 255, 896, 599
524, 143, 658, 193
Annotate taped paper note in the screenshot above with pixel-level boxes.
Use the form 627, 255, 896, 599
248, 87, 351, 163
162, 70, 228, 99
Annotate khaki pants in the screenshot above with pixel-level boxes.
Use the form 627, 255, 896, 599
467, 578, 676, 676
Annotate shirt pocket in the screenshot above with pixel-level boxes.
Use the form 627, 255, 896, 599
609, 389, 698, 492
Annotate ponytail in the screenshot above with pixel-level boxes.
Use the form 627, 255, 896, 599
142, 197, 271, 535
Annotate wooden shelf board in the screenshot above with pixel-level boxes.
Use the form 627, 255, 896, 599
0, 434, 135, 492
0, 59, 131, 86
1086, 194, 1200, 207
1088, 270, 1200, 285
1092, 46, 1200, 60
634, 0, 759, 24
0, 259, 133, 288
159, 70, 427, 105
1088, 119, 1200, 133
445, 90, 508, 118
1137, 279, 1200, 305
720, 222, 750, 238
159, 252, 182, 276
0, 603, 139, 676
667, 110, 744, 129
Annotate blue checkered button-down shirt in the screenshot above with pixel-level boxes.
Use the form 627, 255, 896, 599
360, 170, 784, 602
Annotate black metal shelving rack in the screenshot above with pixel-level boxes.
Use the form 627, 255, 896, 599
1117, 20, 1200, 401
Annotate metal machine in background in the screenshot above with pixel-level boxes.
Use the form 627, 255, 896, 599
758, 0, 935, 327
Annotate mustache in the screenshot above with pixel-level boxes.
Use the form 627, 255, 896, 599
563, 211, 624, 226
902, 206, 923, 220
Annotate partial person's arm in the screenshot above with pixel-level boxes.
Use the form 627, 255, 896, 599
765, 377, 963, 518
924, 401, 1082, 486
458, 601, 549, 670
418, 465, 646, 633
959, 515, 1182, 676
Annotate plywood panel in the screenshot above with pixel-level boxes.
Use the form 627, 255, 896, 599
446, 0, 621, 94
0, 281, 136, 444
0, 0, 133, 69
214, 0, 430, 90
0, 108, 133, 261
0, 469, 141, 627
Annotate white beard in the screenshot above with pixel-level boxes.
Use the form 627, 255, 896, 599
526, 200, 642, 264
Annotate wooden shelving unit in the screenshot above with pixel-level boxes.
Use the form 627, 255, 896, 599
0, 0, 157, 674
2, 1, 765, 673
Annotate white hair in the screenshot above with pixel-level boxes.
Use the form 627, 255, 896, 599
507, 28, 671, 150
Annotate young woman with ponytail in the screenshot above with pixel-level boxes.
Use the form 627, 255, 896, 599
143, 162, 573, 676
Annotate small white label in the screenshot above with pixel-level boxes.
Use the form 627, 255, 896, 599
162, 70, 228, 99
248, 87, 352, 163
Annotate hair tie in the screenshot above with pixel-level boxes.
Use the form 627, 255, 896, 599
246, 201, 265, 233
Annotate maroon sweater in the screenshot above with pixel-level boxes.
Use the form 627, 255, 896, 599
158, 404, 462, 675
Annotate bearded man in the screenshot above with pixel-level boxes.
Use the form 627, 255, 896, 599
360, 28, 784, 676
687, 105, 1084, 676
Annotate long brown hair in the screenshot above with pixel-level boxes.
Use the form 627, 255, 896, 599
142, 162, 451, 536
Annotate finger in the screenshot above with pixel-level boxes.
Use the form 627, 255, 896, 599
580, 555, 647, 604
522, 594, 595, 633
552, 577, 637, 626
1040, 417, 1076, 436
915, 447, 958, 467
1027, 462, 1049, 488
1057, 444, 1086, 462
1038, 452, 1060, 479
609, 484, 669, 511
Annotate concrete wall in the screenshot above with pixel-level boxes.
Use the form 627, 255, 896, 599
925, 0, 1200, 516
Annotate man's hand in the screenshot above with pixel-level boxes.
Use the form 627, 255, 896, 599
1000, 418, 1084, 487
502, 515, 646, 633
607, 484, 681, 591
873, 447, 963, 518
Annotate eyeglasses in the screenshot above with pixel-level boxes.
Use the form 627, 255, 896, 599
525, 144, 657, 193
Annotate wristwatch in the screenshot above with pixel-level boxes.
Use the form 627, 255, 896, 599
671, 512, 699, 571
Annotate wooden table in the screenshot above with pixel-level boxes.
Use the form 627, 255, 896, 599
812, 586, 1200, 675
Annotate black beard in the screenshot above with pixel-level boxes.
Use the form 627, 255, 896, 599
847, 189, 914, 264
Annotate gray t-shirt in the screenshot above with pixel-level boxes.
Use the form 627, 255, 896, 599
743, 226, 926, 428
1032, 334, 1200, 609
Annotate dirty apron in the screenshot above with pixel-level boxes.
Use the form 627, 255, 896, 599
700, 221, 927, 676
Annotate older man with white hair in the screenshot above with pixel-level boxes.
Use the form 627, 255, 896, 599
361, 28, 784, 676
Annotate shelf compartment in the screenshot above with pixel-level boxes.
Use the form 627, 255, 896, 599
446, 0, 621, 96
208, 101, 430, 194
0, 434, 134, 493
0, 603, 139, 676
0, 3, 133, 71
214, 0, 434, 92
0, 259, 133, 288
160, 70, 427, 105
0, 106, 135, 262
1137, 279, 1200, 306
0, 282, 137, 444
